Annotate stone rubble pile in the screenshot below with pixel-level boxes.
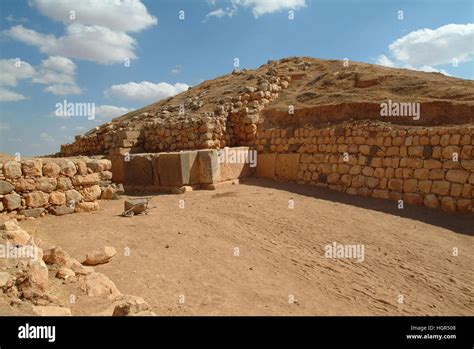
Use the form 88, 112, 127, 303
0, 220, 155, 316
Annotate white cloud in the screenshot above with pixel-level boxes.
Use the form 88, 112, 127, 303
32, 56, 82, 95
0, 122, 10, 130
376, 54, 396, 68
375, 23, 473, 77
0, 58, 35, 86
95, 105, 132, 119
33, 0, 157, 33
0, 87, 28, 102
233, 0, 306, 18
105, 81, 190, 103
205, 7, 237, 20
40, 132, 54, 143
205, 0, 306, 20
388, 23, 474, 66
44, 84, 82, 95
4, 24, 137, 64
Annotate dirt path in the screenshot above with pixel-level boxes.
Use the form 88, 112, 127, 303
20, 178, 474, 315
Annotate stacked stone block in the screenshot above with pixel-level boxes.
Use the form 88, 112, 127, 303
0, 158, 116, 219
255, 121, 474, 213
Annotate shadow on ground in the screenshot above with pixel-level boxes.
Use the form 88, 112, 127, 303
242, 177, 474, 237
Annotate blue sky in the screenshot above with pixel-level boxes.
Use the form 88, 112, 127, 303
0, 0, 473, 156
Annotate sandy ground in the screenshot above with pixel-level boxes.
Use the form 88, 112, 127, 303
19, 178, 474, 316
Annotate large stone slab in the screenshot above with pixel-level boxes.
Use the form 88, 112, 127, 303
256, 153, 276, 179
198, 150, 220, 184
123, 154, 155, 186
218, 147, 254, 181
275, 154, 300, 181
154, 151, 199, 186
108, 155, 124, 183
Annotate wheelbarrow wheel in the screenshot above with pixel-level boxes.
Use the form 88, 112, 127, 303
122, 210, 134, 217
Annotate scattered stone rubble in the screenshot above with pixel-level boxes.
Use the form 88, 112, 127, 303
0, 220, 155, 316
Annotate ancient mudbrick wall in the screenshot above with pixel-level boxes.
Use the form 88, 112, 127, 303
255, 120, 474, 213
0, 158, 119, 219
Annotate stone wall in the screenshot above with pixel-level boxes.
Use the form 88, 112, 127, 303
0, 157, 119, 220
255, 120, 474, 213
59, 74, 289, 157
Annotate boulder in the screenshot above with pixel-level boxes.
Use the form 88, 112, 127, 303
49, 205, 74, 216
81, 272, 121, 299
56, 267, 75, 280
49, 191, 66, 205
25, 191, 49, 208
84, 246, 116, 266
22, 160, 43, 177
3, 193, 22, 211
42, 162, 61, 178
112, 295, 155, 316
43, 246, 71, 266
19, 208, 45, 218
75, 201, 99, 213
56, 177, 73, 190
82, 185, 101, 201
35, 177, 57, 193
0, 180, 15, 194
65, 189, 82, 204
3, 161, 22, 179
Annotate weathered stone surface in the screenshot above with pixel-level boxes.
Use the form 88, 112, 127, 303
84, 246, 116, 266
431, 181, 451, 195
0, 220, 31, 244
197, 150, 220, 184
65, 189, 82, 205
43, 246, 71, 266
275, 154, 300, 180
57, 177, 73, 190
19, 208, 44, 218
42, 162, 61, 178
22, 160, 42, 177
82, 272, 121, 299
124, 154, 155, 186
16, 260, 49, 293
49, 191, 66, 205
446, 169, 469, 184
58, 159, 77, 177
49, 205, 75, 216
25, 191, 49, 208
86, 159, 111, 172
72, 173, 100, 186
36, 177, 57, 193
82, 185, 102, 202
3, 161, 22, 179
0, 180, 15, 194
56, 267, 75, 280
112, 295, 155, 316
3, 193, 22, 211
14, 178, 36, 192
75, 201, 99, 213
441, 196, 456, 212
423, 194, 439, 209
256, 153, 276, 179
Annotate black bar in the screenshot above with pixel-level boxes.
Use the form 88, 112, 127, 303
0, 316, 472, 347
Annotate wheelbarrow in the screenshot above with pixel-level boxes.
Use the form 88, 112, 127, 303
122, 197, 152, 217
